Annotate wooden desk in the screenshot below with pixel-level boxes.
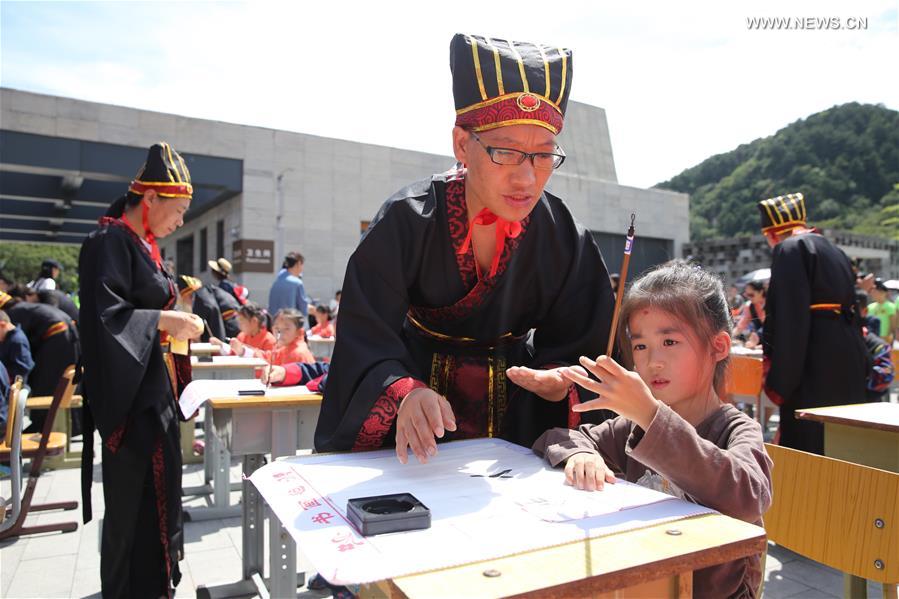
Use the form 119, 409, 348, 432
196, 388, 322, 599
182, 357, 269, 516
191, 342, 222, 357
308, 336, 335, 360
25, 394, 83, 470
796, 403, 899, 473
363, 513, 765, 598
796, 402, 899, 597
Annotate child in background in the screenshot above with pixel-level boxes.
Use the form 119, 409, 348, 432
252, 308, 314, 365
533, 260, 772, 599
310, 304, 335, 339
211, 302, 276, 356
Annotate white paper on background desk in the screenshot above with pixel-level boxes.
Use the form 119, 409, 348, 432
250, 437, 713, 585
178, 379, 313, 418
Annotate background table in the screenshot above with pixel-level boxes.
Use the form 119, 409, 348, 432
196, 388, 322, 599
182, 357, 268, 520
796, 402, 899, 597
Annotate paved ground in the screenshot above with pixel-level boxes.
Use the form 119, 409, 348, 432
2, 413, 895, 598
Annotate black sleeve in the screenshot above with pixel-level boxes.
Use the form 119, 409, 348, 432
314, 194, 433, 451
80, 231, 162, 436
763, 240, 810, 402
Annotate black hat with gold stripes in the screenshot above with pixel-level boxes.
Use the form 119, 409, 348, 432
758, 193, 807, 235
128, 142, 193, 199
451, 34, 572, 135
178, 275, 203, 297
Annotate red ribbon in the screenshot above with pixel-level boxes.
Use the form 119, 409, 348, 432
122, 200, 163, 268
457, 207, 523, 279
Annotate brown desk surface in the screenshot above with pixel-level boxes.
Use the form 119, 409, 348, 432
378, 512, 765, 598
190, 356, 267, 369
796, 402, 899, 434
208, 392, 323, 410
190, 342, 221, 356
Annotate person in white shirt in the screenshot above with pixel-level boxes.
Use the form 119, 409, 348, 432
28, 259, 61, 291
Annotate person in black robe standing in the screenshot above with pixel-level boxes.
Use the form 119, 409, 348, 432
177, 275, 226, 342
311, 34, 615, 462
79, 142, 203, 598
207, 282, 241, 339
759, 193, 868, 454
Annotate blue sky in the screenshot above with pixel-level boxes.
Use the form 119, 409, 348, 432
2, 0, 896, 188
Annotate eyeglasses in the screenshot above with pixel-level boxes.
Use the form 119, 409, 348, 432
470, 132, 566, 170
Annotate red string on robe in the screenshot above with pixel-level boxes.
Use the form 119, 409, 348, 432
122, 200, 163, 268
456, 207, 523, 279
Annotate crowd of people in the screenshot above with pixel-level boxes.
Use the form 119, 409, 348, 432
1, 31, 894, 599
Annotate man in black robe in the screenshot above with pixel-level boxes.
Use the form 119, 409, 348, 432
79, 142, 202, 598
1, 291, 79, 432
208, 282, 241, 338
314, 34, 615, 462
759, 193, 868, 454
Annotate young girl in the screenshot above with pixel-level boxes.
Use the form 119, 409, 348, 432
252, 308, 314, 365
533, 260, 772, 599
309, 304, 335, 338
212, 302, 276, 356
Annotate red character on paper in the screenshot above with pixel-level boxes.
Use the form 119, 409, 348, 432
300, 497, 321, 510
311, 512, 334, 525
287, 486, 306, 496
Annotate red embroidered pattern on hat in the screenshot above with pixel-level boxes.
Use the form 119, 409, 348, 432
456, 95, 563, 134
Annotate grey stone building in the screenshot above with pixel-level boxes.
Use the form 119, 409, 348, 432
1, 87, 689, 303
683, 229, 899, 286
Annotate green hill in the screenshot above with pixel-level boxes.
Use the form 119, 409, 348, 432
657, 103, 899, 241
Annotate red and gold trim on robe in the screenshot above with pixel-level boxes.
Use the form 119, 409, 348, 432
350, 174, 578, 450
41, 321, 69, 340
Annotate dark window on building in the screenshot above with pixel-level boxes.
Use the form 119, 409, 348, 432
591, 232, 674, 278
176, 234, 194, 277
199, 227, 208, 271
216, 219, 225, 259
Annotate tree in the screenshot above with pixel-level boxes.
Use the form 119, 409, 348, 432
0, 243, 81, 293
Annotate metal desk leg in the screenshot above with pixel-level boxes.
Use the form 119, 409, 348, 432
204, 408, 215, 484
243, 454, 266, 580
268, 408, 301, 598
196, 453, 267, 599
213, 435, 231, 508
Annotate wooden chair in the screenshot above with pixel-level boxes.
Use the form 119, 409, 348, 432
764, 443, 899, 598
0, 366, 79, 539
26, 392, 83, 470
725, 355, 775, 427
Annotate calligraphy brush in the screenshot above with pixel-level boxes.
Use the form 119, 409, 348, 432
265, 330, 281, 390
605, 214, 636, 357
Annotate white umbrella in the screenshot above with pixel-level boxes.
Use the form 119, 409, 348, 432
735, 268, 771, 287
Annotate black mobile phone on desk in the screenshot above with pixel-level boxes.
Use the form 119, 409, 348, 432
238, 389, 265, 396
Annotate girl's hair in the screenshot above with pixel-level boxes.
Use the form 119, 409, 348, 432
617, 259, 733, 396
275, 308, 305, 330
744, 280, 766, 296
314, 304, 332, 320
239, 302, 272, 331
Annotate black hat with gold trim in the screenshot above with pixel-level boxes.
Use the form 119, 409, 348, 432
758, 193, 807, 235
178, 275, 203, 297
128, 142, 193, 198
0, 290, 11, 310
451, 33, 572, 135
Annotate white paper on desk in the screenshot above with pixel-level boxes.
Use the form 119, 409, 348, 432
177, 379, 313, 418
250, 438, 713, 585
